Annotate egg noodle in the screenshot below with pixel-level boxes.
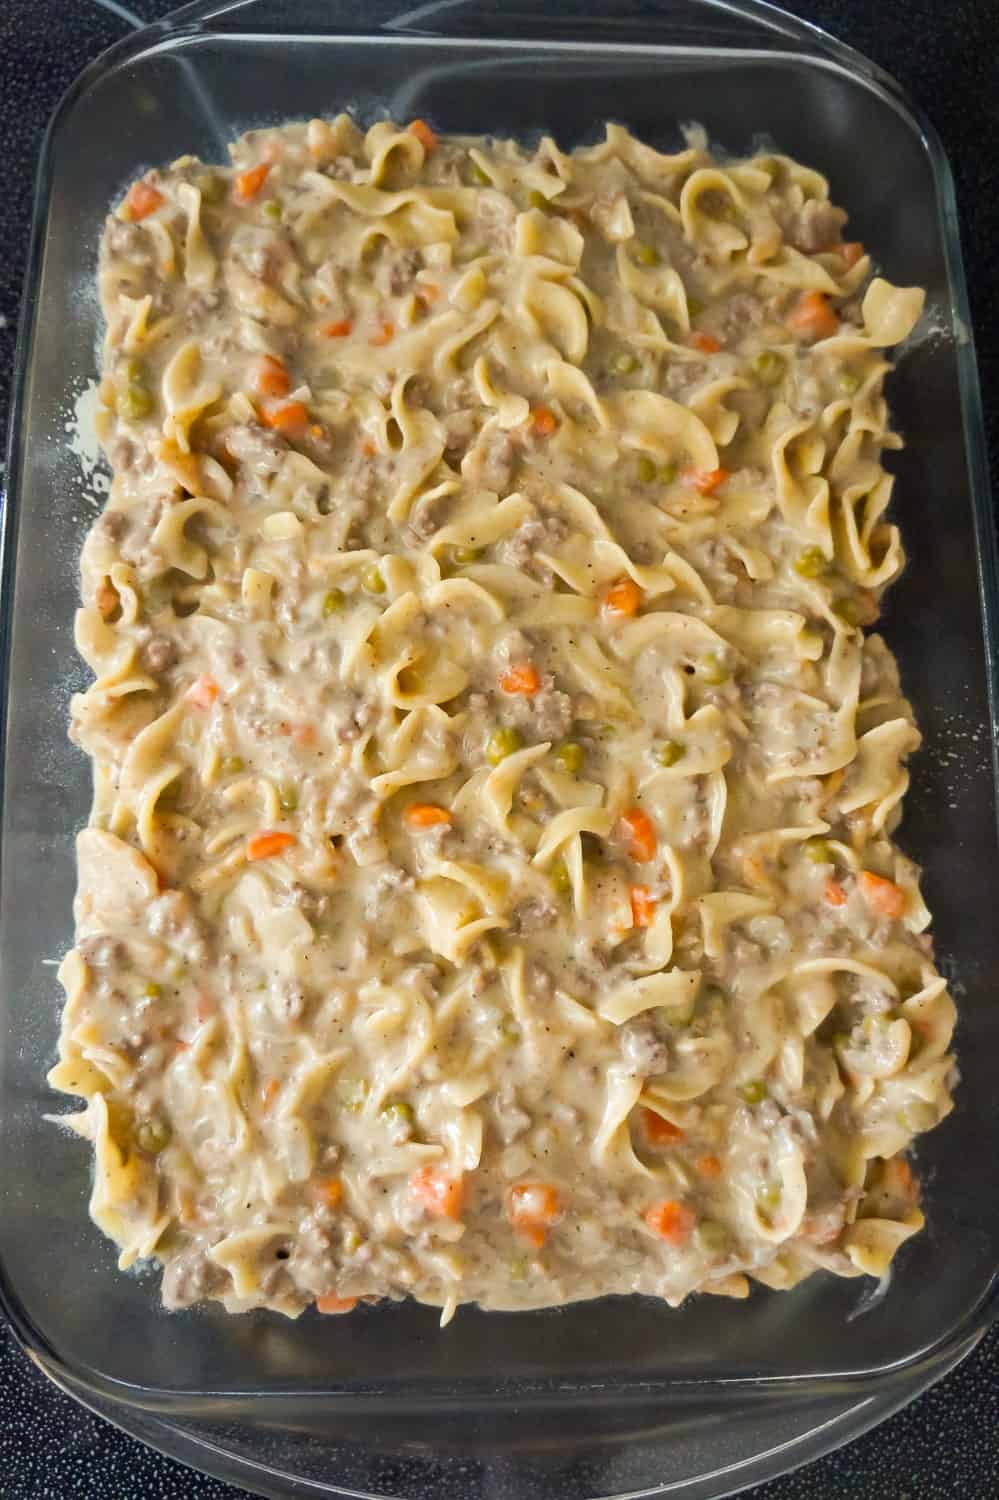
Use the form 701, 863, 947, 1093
51, 115, 955, 1321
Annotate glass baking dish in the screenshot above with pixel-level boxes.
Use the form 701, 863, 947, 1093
1, 1, 996, 1495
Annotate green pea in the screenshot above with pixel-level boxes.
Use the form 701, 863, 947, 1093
686, 295, 705, 320
555, 741, 584, 775
196, 172, 226, 204
470, 161, 491, 185
528, 189, 549, 211
696, 1219, 730, 1255
452, 545, 482, 566
262, 199, 282, 221
362, 565, 386, 595
636, 455, 657, 483
379, 1101, 414, 1131
501, 1017, 522, 1045
279, 783, 299, 813
143, 980, 161, 999
135, 1118, 171, 1155
838, 368, 861, 394
220, 755, 245, 777
658, 739, 686, 768
322, 588, 345, 617
508, 1255, 529, 1280
803, 837, 833, 864
342, 1227, 362, 1254
752, 350, 786, 385
699, 652, 730, 685
739, 1080, 768, 1105
658, 462, 677, 486
794, 546, 828, 579
486, 726, 522, 765
121, 357, 146, 386
550, 858, 571, 895
120, 383, 153, 421
833, 596, 863, 626
634, 241, 659, 266
613, 351, 639, 375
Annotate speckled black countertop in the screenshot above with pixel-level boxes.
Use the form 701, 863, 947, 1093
1, 1, 997, 1496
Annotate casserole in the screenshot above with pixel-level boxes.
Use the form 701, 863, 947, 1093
1, 1, 995, 1495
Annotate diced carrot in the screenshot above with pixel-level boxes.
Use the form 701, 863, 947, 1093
642, 1108, 685, 1146
695, 1153, 723, 1181
529, 404, 558, 437
644, 1198, 697, 1245
187, 673, 219, 709
310, 424, 324, 440
516, 1225, 547, 1251
839, 241, 865, 268
261, 401, 309, 436
601, 576, 643, 618
261, 1078, 280, 1111
508, 1182, 562, 1246
688, 331, 721, 353
404, 803, 452, 830
499, 663, 541, 696
859, 870, 907, 920
321, 318, 353, 338
311, 1177, 344, 1208
407, 118, 438, 153
360, 438, 377, 458
411, 1166, 466, 1220
369, 320, 395, 347
292, 723, 317, 748
824, 878, 848, 908
630, 884, 657, 928
620, 807, 657, 863
253, 354, 291, 399
235, 161, 272, 201
682, 466, 730, 496
787, 290, 839, 340
123, 181, 165, 221
417, 282, 441, 305
316, 1293, 358, 1315
247, 830, 297, 862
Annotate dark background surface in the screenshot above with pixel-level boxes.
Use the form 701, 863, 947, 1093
1, 0, 996, 1496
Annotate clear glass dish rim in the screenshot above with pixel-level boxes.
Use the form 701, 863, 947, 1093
32, 1326, 986, 1500
1, 0, 996, 1418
